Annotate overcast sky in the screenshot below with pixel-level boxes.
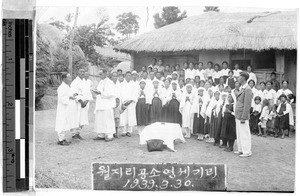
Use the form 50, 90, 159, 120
37, 6, 296, 36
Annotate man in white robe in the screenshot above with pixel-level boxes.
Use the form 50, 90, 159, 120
79, 72, 93, 127
119, 71, 139, 136
69, 69, 86, 140
55, 73, 75, 145
93, 69, 116, 141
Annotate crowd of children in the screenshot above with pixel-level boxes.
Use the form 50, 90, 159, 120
110, 59, 295, 152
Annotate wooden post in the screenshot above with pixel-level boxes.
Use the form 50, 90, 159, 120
275, 50, 285, 82
68, 7, 79, 79
130, 52, 135, 71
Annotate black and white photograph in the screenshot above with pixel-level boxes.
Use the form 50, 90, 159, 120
33, 3, 297, 192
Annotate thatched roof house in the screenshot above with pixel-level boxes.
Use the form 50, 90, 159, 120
114, 11, 297, 92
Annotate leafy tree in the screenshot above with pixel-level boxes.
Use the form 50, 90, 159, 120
203, 6, 220, 12
115, 12, 140, 39
153, 7, 187, 29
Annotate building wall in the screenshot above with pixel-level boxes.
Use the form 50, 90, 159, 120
284, 50, 297, 94
133, 51, 199, 71
198, 50, 230, 67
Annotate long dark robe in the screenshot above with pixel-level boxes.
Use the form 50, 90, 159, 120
193, 112, 205, 134
136, 97, 148, 126
204, 117, 210, 135
150, 97, 162, 123
250, 112, 260, 134
167, 98, 181, 125
210, 112, 218, 138
214, 108, 224, 142
161, 104, 168, 122
220, 104, 236, 140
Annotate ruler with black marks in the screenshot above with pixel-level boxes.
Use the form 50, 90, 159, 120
2, 19, 33, 192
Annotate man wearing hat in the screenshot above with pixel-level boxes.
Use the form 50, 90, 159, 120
235, 72, 253, 157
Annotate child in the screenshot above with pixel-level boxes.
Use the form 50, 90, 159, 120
287, 94, 295, 137
250, 96, 262, 135
167, 81, 182, 125
203, 88, 214, 139
193, 98, 205, 140
193, 87, 207, 140
180, 84, 196, 138
113, 98, 123, 138
148, 79, 164, 123
220, 94, 236, 152
277, 94, 291, 139
206, 90, 221, 143
226, 70, 235, 89
214, 92, 228, 147
136, 80, 148, 126
267, 105, 277, 137
258, 99, 270, 137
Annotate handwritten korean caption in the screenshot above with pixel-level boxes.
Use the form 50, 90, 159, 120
92, 163, 227, 191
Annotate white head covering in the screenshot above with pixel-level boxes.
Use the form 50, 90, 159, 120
132, 70, 138, 75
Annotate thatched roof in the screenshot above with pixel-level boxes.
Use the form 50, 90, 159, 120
114, 11, 297, 53
94, 46, 130, 61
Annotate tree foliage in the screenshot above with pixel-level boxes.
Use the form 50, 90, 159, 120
203, 6, 220, 12
115, 12, 140, 39
153, 7, 187, 29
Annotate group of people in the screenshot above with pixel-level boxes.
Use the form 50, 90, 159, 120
55, 59, 295, 158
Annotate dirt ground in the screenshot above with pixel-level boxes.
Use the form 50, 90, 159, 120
35, 100, 295, 192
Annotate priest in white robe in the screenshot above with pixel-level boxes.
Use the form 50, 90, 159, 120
119, 71, 139, 137
93, 69, 116, 141
55, 73, 75, 146
79, 72, 93, 127
69, 69, 86, 140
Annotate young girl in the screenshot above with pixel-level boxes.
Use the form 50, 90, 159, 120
226, 70, 235, 89
136, 80, 148, 126
193, 87, 207, 140
277, 94, 291, 139
206, 90, 221, 143
180, 84, 195, 138
204, 88, 214, 139
267, 105, 277, 137
250, 96, 262, 135
258, 99, 270, 137
214, 92, 228, 147
220, 94, 236, 152
167, 81, 182, 125
212, 64, 221, 85
148, 79, 164, 123
287, 94, 295, 137
113, 98, 123, 138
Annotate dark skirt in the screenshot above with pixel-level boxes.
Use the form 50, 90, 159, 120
193, 114, 205, 134
210, 113, 218, 138
136, 98, 148, 126
250, 113, 260, 134
214, 111, 223, 140
161, 105, 168, 122
204, 117, 210, 135
220, 113, 236, 140
150, 97, 162, 123
167, 99, 181, 125
279, 114, 289, 130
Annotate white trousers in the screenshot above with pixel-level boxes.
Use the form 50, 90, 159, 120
235, 119, 252, 155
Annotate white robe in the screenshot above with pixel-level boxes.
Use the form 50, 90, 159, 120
69, 76, 85, 129
94, 77, 116, 135
179, 91, 196, 129
79, 78, 93, 126
55, 82, 73, 133
119, 80, 138, 127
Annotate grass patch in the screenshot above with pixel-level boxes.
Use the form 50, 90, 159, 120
35, 169, 89, 189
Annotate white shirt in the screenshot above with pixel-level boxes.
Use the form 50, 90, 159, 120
277, 101, 291, 115
195, 69, 205, 81
212, 71, 221, 81
185, 69, 196, 79
253, 103, 262, 113
247, 72, 257, 85
70, 76, 85, 101
204, 68, 214, 79
276, 89, 293, 102
119, 80, 139, 103
265, 89, 277, 105
233, 69, 242, 78
260, 106, 269, 121
220, 68, 231, 77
